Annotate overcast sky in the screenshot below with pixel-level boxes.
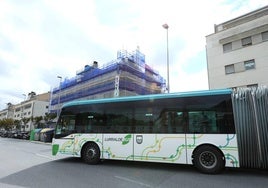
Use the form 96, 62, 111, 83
0, 0, 267, 110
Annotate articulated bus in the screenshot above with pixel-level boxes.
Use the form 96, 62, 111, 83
52, 88, 268, 174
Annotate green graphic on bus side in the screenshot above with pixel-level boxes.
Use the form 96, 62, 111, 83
55, 134, 239, 167
122, 134, 131, 145
52, 144, 59, 156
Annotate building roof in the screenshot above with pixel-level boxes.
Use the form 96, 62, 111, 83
214, 5, 268, 33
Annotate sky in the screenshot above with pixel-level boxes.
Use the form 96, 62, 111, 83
0, 0, 267, 110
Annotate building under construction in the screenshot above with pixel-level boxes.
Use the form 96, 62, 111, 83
50, 49, 166, 114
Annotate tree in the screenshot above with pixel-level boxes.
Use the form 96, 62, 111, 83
0, 118, 14, 130
44, 113, 57, 123
33, 116, 43, 128
28, 91, 36, 99
21, 117, 30, 129
14, 120, 21, 130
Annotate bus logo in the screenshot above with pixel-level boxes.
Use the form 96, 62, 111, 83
122, 134, 132, 145
136, 135, 143, 144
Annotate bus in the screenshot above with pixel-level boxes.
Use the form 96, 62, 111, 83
52, 87, 268, 174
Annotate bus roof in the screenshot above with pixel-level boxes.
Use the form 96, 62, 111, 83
62, 88, 232, 108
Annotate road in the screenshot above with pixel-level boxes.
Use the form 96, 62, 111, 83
0, 137, 267, 188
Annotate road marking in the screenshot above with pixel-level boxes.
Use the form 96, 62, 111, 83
114, 176, 152, 188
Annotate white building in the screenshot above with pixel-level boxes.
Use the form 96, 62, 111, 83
206, 5, 268, 89
1, 92, 50, 131
0, 103, 14, 120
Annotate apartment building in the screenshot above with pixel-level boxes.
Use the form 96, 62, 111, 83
206, 5, 268, 89
0, 103, 14, 120
12, 92, 49, 131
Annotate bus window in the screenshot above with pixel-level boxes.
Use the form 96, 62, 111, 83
173, 111, 187, 133
56, 115, 76, 136
153, 110, 186, 133
103, 103, 133, 133
134, 108, 154, 133
188, 111, 216, 133
216, 112, 235, 134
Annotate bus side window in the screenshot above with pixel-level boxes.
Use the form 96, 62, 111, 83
188, 111, 218, 133
174, 112, 186, 133
188, 112, 207, 133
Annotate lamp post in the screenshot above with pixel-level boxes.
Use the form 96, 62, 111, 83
22, 94, 26, 101
162, 23, 170, 93
57, 76, 62, 118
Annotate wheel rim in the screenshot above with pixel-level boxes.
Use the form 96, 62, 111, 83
86, 147, 96, 159
199, 151, 217, 169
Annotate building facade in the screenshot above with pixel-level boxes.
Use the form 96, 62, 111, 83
206, 5, 268, 89
0, 103, 14, 120
50, 49, 166, 114
0, 92, 50, 131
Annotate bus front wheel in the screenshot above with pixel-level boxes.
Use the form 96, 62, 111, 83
81, 142, 100, 165
193, 145, 225, 174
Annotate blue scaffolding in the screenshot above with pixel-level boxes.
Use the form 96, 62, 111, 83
50, 49, 166, 107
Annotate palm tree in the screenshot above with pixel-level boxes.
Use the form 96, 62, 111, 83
44, 113, 57, 123
28, 91, 36, 99
14, 120, 21, 130
32, 116, 43, 128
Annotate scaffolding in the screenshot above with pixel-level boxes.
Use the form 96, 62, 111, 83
50, 49, 166, 113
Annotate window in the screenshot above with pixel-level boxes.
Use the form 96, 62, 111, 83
223, 42, 232, 52
55, 114, 76, 136
241, 37, 252, 46
184, 95, 235, 134
261, 31, 268, 41
55, 93, 235, 137
24, 104, 32, 109
189, 111, 216, 133
244, 59, 255, 70
225, 64, 235, 74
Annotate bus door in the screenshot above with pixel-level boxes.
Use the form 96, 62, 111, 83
133, 111, 188, 164
102, 112, 134, 160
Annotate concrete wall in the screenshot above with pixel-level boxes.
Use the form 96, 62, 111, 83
206, 6, 268, 89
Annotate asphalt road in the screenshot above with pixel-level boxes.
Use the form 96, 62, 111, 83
0, 137, 267, 188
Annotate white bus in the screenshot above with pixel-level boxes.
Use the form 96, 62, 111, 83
52, 88, 268, 174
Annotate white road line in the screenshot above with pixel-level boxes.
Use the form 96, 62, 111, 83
114, 176, 152, 188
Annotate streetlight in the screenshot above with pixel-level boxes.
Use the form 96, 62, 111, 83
57, 76, 62, 118
22, 94, 26, 101
162, 23, 170, 93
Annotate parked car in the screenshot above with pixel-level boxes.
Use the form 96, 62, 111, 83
22, 131, 30, 140
7, 130, 16, 138
0, 130, 8, 137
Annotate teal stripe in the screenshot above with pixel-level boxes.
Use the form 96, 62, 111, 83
63, 88, 232, 108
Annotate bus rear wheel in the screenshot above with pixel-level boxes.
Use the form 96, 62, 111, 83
82, 142, 100, 165
193, 145, 225, 174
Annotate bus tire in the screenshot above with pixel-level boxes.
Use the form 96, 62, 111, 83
193, 145, 225, 174
81, 142, 100, 165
